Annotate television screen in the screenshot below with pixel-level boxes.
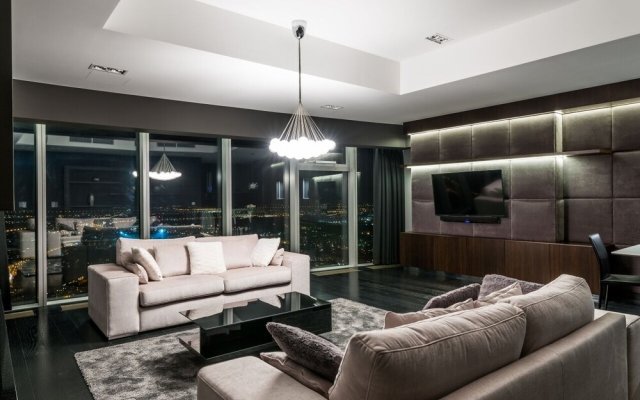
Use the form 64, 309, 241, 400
432, 170, 506, 217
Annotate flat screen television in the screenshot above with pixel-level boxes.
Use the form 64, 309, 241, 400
432, 170, 506, 218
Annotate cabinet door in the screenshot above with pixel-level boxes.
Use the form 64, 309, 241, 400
504, 241, 551, 283
400, 233, 434, 270
433, 236, 468, 274
549, 244, 599, 293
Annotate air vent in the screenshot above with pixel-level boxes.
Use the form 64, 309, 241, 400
321, 105, 344, 110
92, 138, 114, 145
425, 33, 451, 44
88, 63, 128, 75
177, 143, 196, 148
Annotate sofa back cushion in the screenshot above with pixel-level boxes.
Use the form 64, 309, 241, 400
116, 236, 195, 266
501, 274, 594, 356
195, 234, 259, 269
154, 243, 190, 277
329, 303, 526, 400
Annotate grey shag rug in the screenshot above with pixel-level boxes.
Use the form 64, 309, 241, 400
75, 298, 386, 400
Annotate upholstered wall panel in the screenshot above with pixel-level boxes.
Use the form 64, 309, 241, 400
439, 126, 471, 161
472, 121, 510, 159
412, 200, 440, 234
564, 155, 612, 198
613, 151, 640, 198
473, 200, 511, 239
411, 166, 439, 201
563, 108, 612, 151
565, 199, 613, 243
410, 131, 439, 163
613, 199, 640, 245
511, 200, 557, 242
440, 220, 474, 236
612, 103, 640, 151
509, 114, 555, 155
510, 158, 556, 199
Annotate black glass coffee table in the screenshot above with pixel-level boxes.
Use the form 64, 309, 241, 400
178, 292, 331, 362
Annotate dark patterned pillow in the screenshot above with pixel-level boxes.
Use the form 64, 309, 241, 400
423, 283, 481, 310
479, 274, 543, 299
266, 322, 343, 381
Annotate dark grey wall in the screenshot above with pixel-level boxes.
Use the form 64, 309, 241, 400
1, 0, 13, 211
12, 80, 405, 148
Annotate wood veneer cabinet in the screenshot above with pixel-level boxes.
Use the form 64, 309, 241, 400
400, 232, 600, 293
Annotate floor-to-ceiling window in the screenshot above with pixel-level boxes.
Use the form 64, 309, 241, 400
357, 148, 374, 264
45, 125, 139, 301
231, 140, 289, 247
6, 122, 37, 306
149, 135, 221, 238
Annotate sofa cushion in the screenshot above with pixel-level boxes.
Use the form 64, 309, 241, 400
132, 247, 163, 281
251, 238, 281, 267
196, 234, 259, 269
187, 241, 226, 275
154, 243, 190, 277
221, 266, 291, 293
266, 322, 343, 381
123, 263, 149, 284
260, 352, 333, 398
197, 356, 328, 400
480, 281, 522, 303
423, 283, 480, 310
479, 274, 543, 298
329, 303, 526, 400
385, 308, 454, 329
116, 236, 196, 266
138, 274, 224, 307
501, 274, 594, 356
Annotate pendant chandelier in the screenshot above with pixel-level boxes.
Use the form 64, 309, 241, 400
149, 145, 182, 181
269, 20, 336, 160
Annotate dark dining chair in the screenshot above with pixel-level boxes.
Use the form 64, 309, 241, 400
588, 233, 640, 309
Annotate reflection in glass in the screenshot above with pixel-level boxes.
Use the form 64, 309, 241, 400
46, 125, 139, 300
299, 171, 348, 268
6, 123, 37, 306
357, 149, 374, 264
149, 136, 221, 238
231, 140, 289, 247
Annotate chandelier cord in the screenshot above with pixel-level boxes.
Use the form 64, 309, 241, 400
298, 38, 302, 105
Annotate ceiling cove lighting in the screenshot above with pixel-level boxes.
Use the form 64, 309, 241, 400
269, 20, 336, 160
88, 63, 127, 75
149, 146, 182, 181
425, 33, 451, 44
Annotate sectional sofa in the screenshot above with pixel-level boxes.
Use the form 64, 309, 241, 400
88, 234, 310, 339
197, 274, 639, 400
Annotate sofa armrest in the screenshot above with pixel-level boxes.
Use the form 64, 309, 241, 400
282, 252, 310, 295
197, 357, 326, 400
88, 263, 140, 339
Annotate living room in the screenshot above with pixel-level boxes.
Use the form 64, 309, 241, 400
2, 1, 640, 399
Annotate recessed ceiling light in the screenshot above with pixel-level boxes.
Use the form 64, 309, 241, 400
425, 33, 451, 45
88, 63, 128, 75
321, 105, 344, 110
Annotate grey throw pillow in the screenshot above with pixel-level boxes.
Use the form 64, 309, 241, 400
478, 274, 543, 299
266, 322, 343, 381
423, 283, 481, 310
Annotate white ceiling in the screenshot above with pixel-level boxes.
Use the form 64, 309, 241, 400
11, 0, 640, 126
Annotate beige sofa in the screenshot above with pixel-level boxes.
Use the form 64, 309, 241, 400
197, 275, 638, 400
88, 234, 310, 339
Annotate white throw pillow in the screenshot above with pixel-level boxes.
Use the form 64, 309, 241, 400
132, 247, 163, 281
123, 263, 149, 284
187, 242, 226, 274
251, 238, 281, 267
270, 248, 285, 266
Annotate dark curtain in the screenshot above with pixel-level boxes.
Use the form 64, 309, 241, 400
373, 149, 405, 265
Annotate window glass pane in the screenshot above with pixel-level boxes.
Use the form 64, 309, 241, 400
299, 170, 348, 268
149, 136, 221, 238
231, 140, 289, 248
7, 123, 37, 306
357, 148, 374, 264
46, 125, 139, 300
299, 146, 346, 165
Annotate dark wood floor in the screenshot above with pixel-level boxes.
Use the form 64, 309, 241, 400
5, 266, 640, 400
